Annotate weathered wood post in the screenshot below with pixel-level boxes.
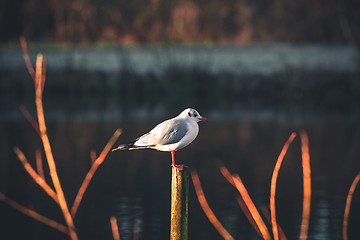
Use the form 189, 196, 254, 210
170, 166, 189, 240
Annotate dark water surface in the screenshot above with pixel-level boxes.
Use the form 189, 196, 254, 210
1, 113, 360, 240
1, 46, 359, 239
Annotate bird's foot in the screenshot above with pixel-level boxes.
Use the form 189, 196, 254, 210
172, 164, 184, 171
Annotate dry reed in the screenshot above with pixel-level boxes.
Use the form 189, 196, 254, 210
190, 169, 235, 240
13, 147, 59, 205
234, 195, 262, 237
19, 105, 41, 135
343, 173, 360, 240
0, 192, 69, 235
33, 54, 78, 240
218, 163, 268, 239
19, 36, 35, 81
0, 37, 122, 239
299, 131, 311, 240
90, 149, 97, 164
133, 224, 140, 240
110, 216, 121, 240
35, 149, 45, 180
71, 129, 122, 217
232, 175, 272, 240
270, 132, 296, 240
260, 206, 287, 240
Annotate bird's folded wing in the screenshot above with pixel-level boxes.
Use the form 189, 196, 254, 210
135, 119, 188, 146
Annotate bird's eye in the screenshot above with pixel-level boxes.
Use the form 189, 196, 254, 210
194, 113, 198, 117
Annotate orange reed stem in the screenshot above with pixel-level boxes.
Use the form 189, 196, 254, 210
218, 163, 263, 238
190, 169, 235, 240
270, 132, 296, 240
0, 192, 69, 235
218, 162, 236, 187
133, 224, 140, 240
343, 172, 360, 240
232, 175, 272, 240
19, 105, 40, 135
235, 195, 262, 237
299, 130, 311, 240
19, 36, 35, 81
110, 216, 121, 240
13, 147, 59, 205
34, 54, 78, 240
90, 149, 97, 165
35, 149, 46, 180
260, 206, 287, 240
71, 129, 122, 217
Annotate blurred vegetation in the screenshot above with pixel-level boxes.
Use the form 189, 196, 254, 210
0, 0, 359, 45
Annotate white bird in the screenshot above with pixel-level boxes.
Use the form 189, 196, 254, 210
112, 108, 207, 170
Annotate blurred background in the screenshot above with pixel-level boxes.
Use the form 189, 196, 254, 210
0, 0, 359, 239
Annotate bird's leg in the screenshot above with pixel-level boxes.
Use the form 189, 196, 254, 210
171, 150, 183, 170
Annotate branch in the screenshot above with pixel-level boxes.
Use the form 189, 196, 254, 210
19, 36, 35, 82
71, 129, 122, 217
35, 149, 46, 180
299, 131, 311, 240
232, 175, 272, 240
260, 206, 287, 240
13, 147, 59, 205
34, 54, 78, 240
19, 105, 40, 135
0, 192, 69, 235
270, 132, 296, 240
343, 172, 360, 240
190, 169, 234, 240
218, 162, 269, 239
110, 216, 121, 240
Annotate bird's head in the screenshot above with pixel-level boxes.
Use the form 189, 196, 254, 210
180, 108, 207, 123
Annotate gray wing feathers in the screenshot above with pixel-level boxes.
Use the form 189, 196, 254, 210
158, 120, 188, 145
134, 119, 188, 146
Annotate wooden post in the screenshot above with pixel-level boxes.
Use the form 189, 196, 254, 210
170, 166, 189, 240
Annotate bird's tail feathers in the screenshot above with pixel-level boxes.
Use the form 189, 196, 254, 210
112, 141, 155, 152
112, 141, 135, 152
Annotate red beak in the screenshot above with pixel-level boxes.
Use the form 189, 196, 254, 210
199, 117, 207, 122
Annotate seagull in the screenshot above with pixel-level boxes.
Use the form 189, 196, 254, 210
112, 108, 207, 170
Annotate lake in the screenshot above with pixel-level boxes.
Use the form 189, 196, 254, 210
0, 45, 359, 239
1, 109, 359, 239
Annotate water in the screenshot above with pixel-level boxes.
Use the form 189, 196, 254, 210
0, 46, 359, 239
1, 113, 359, 240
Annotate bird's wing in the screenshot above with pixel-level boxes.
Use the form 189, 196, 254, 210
158, 119, 189, 145
134, 119, 188, 146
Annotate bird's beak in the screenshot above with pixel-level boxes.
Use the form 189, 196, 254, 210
199, 117, 207, 122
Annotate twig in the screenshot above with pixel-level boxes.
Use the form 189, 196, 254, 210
190, 169, 235, 240
270, 132, 296, 240
343, 172, 360, 240
218, 162, 262, 238
34, 54, 78, 240
133, 224, 139, 240
19, 36, 35, 81
90, 149, 97, 165
232, 175, 272, 240
260, 206, 287, 240
19, 105, 40, 135
0, 192, 69, 235
299, 131, 311, 240
36, 149, 46, 180
110, 216, 121, 240
235, 195, 262, 237
71, 129, 122, 217
13, 147, 59, 205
